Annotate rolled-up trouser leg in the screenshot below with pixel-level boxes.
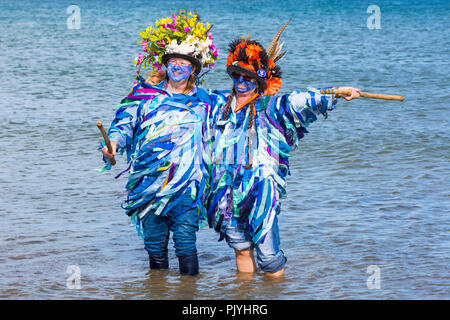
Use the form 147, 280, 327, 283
254, 213, 287, 274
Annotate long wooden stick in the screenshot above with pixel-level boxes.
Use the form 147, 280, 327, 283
96, 121, 116, 166
320, 88, 404, 101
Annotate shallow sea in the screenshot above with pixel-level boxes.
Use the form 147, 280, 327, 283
0, 0, 448, 299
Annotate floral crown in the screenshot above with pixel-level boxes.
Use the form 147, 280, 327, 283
133, 10, 219, 81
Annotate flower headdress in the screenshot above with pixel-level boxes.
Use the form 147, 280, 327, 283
133, 10, 218, 83
226, 19, 290, 96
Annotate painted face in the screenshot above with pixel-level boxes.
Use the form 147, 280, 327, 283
167, 60, 193, 82
232, 74, 257, 93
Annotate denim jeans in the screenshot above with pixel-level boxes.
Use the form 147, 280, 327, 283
224, 209, 287, 274
141, 193, 199, 261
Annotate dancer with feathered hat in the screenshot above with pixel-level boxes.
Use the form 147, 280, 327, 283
206, 21, 360, 277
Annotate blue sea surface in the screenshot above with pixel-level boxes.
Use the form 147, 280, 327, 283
0, 0, 448, 299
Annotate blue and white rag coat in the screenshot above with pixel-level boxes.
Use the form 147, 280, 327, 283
105, 77, 213, 226
206, 88, 338, 245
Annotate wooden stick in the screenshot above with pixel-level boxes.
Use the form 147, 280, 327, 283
96, 121, 116, 166
320, 88, 404, 101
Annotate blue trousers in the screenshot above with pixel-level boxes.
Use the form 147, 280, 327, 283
140, 194, 199, 273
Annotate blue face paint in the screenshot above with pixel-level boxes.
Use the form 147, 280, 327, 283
167, 63, 192, 82
233, 76, 257, 93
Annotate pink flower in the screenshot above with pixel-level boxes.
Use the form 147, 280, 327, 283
165, 24, 180, 32
157, 39, 166, 48
184, 26, 190, 33
136, 52, 144, 65
152, 62, 162, 70
167, 24, 173, 29
210, 46, 218, 57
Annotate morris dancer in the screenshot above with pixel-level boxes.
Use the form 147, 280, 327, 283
206, 23, 360, 277
100, 11, 218, 275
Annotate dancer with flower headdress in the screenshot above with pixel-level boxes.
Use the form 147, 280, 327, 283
206, 21, 361, 277
100, 10, 218, 275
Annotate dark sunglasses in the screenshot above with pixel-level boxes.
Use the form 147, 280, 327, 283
231, 72, 254, 82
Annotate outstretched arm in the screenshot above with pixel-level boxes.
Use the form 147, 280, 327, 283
334, 86, 361, 101
269, 86, 360, 147
288, 86, 360, 117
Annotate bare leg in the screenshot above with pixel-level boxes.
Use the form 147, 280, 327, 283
234, 249, 257, 273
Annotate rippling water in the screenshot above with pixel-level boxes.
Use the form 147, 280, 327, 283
0, 0, 449, 299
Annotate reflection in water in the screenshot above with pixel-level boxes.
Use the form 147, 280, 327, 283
235, 272, 255, 282
117, 270, 200, 300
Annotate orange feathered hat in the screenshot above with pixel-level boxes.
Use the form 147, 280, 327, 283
226, 20, 290, 96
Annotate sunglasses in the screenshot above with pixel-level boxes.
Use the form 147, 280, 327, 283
231, 72, 254, 82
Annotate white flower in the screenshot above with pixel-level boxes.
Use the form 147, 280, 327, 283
164, 35, 215, 66
166, 39, 195, 55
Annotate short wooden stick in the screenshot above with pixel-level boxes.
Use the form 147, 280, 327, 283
96, 121, 116, 166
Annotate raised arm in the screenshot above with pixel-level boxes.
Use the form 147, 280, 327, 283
100, 94, 142, 164
100, 77, 162, 163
